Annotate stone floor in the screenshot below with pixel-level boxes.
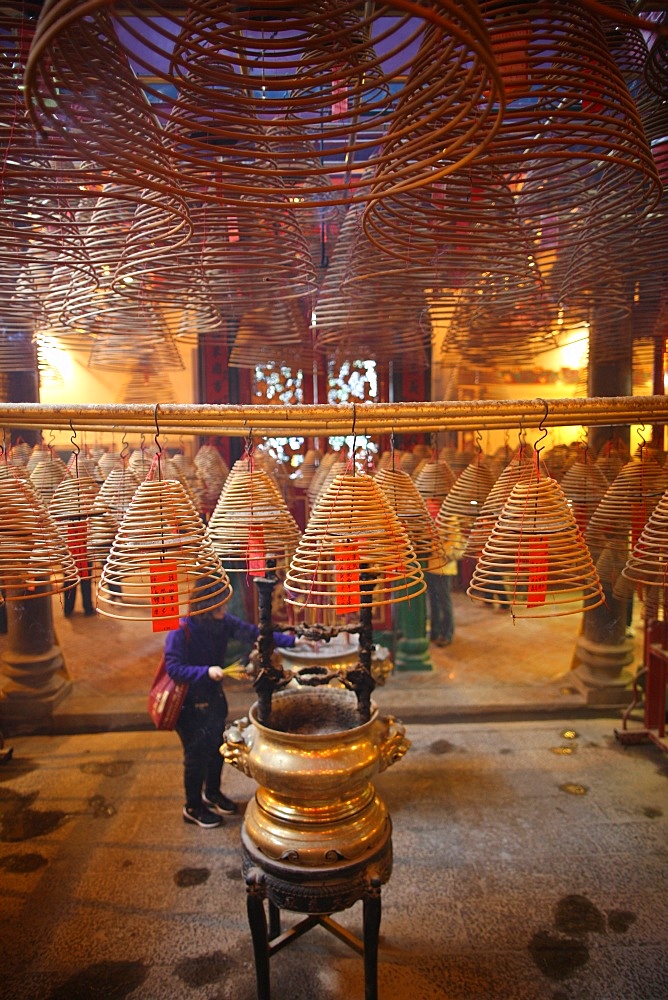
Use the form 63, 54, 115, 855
0, 718, 666, 1000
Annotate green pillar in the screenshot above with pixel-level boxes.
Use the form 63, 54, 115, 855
393, 592, 432, 671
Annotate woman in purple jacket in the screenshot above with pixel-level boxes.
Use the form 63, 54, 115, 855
165, 577, 297, 829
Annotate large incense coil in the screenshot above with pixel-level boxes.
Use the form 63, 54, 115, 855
414, 461, 457, 510
620, 486, 668, 592
27, 2, 502, 210
229, 301, 315, 371
0, 462, 79, 600
291, 449, 321, 490
25, 4, 192, 241
168, 453, 207, 514
374, 468, 445, 567
559, 452, 610, 533
96, 478, 232, 622
207, 466, 301, 574
97, 452, 123, 479
194, 446, 229, 516
463, 452, 548, 559
306, 452, 341, 507
121, 370, 176, 406
27, 445, 56, 475
285, 471, 425, 613
307, 460, 348, 510
29, 457, 69, 504
48, 468, 118, 567
585, 456, 668, 560
127, 449, 155, 481
436, 458, 495, 547
468, 474, 604, 618
479, 1, 660, 238
88, 333, 184, 375
97, 466, 140, 521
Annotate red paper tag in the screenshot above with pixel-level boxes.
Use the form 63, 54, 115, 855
526, 536, 548, 608
247, 524, 266, 575
335, 540, 360, 612
426, 498, 441, 519
332, 71, 348, 116
631, 502, 647, 548
227, 216, 240, 243
150, 561, 180, 632
67, 521, 90, 579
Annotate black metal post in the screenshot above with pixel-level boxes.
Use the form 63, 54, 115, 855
252, 561, 284, 726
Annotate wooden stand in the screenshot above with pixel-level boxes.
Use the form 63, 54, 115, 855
242, 824, 392, 1000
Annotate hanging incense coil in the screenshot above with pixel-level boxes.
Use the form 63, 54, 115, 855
436, 457, 495, 548
194, 444, 229, 515
619, 486, 668, 594
585, 456, 668, 560
414, 461, 457, 513
29, 456, 70, 504
97, 452, 123, 479
374, 468, 445, 568
207, 465, 301, 574
285, 471, 425, 613
97, 478, 232, 623
97, 466, 140, 521
559, 452, 610, 534
463, 452, 547, 560
27, 1, 503, 210
0, 462, 79, 600
291, 449, 321, 490
306, 452, 343, 507
468, 475, 604, 618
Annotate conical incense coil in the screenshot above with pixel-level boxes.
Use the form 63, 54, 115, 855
468, 476, 604, 619
414, 461, 456, 510
97, 451, 123, 479
29, 456, 69, 504
585, 457, 668, 559
285, 472, 425, 613
0, 463, 79, 600
559, 454, 610, 534
97, 478, 232, 625
436, 458, 495, 546
620, 486, 668, 592
208, 466, 301, 574
97, 467, 140, 521
374, 468, 445, 567
463, 454, 547, 559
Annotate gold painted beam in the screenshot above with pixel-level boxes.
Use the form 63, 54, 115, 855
0, 396, 666, 438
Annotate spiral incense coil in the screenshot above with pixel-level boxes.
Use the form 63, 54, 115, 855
585, 456, 668, 560
121, 370, 176, 406
127, 449, 154, 481
374, 468, 445, 567
480, 1, 660, 237
66, 454, 102, 483
0, 462, 79, 600
291, 449, 321, 490
620, 486, 668, 592
97, 478, 232, 622
194, 444, 229, 515
307, 460, 348, 510
559, 453, 610, 533
29, 457, 70, 504
25, 3, 192, 241
97, 467, 140, 521
468, 476, 604, 619
26, 1, 503, 210
27, 445, 56, 474
436, 458, 495, 546
414, 460, 457, 507
595, 445, 626, 483
169, 454, 208, 514
463, 453, 547, 559
207, 466, 301, 574
97, 451, 125, 479
228, 301, 314, 370
285, 471, 425, 613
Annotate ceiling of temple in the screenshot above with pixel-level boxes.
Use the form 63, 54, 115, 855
1, 1, 667, 387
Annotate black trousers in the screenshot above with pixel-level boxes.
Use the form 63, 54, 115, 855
64, 574, 94, 615
175, 692, 228, 810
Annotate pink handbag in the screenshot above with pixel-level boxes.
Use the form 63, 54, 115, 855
147, 656, 188, 730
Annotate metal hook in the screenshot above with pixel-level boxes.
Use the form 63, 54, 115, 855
390, 430, 395, 471
69, 419, 80, 457
475, 428, 483, 455
534, 399, 549, 469
120, 431, 129, 463
153, 403, 162, 455
637, 423, 646, 456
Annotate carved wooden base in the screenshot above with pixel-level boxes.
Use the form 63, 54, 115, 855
242, 823, 392, 1000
